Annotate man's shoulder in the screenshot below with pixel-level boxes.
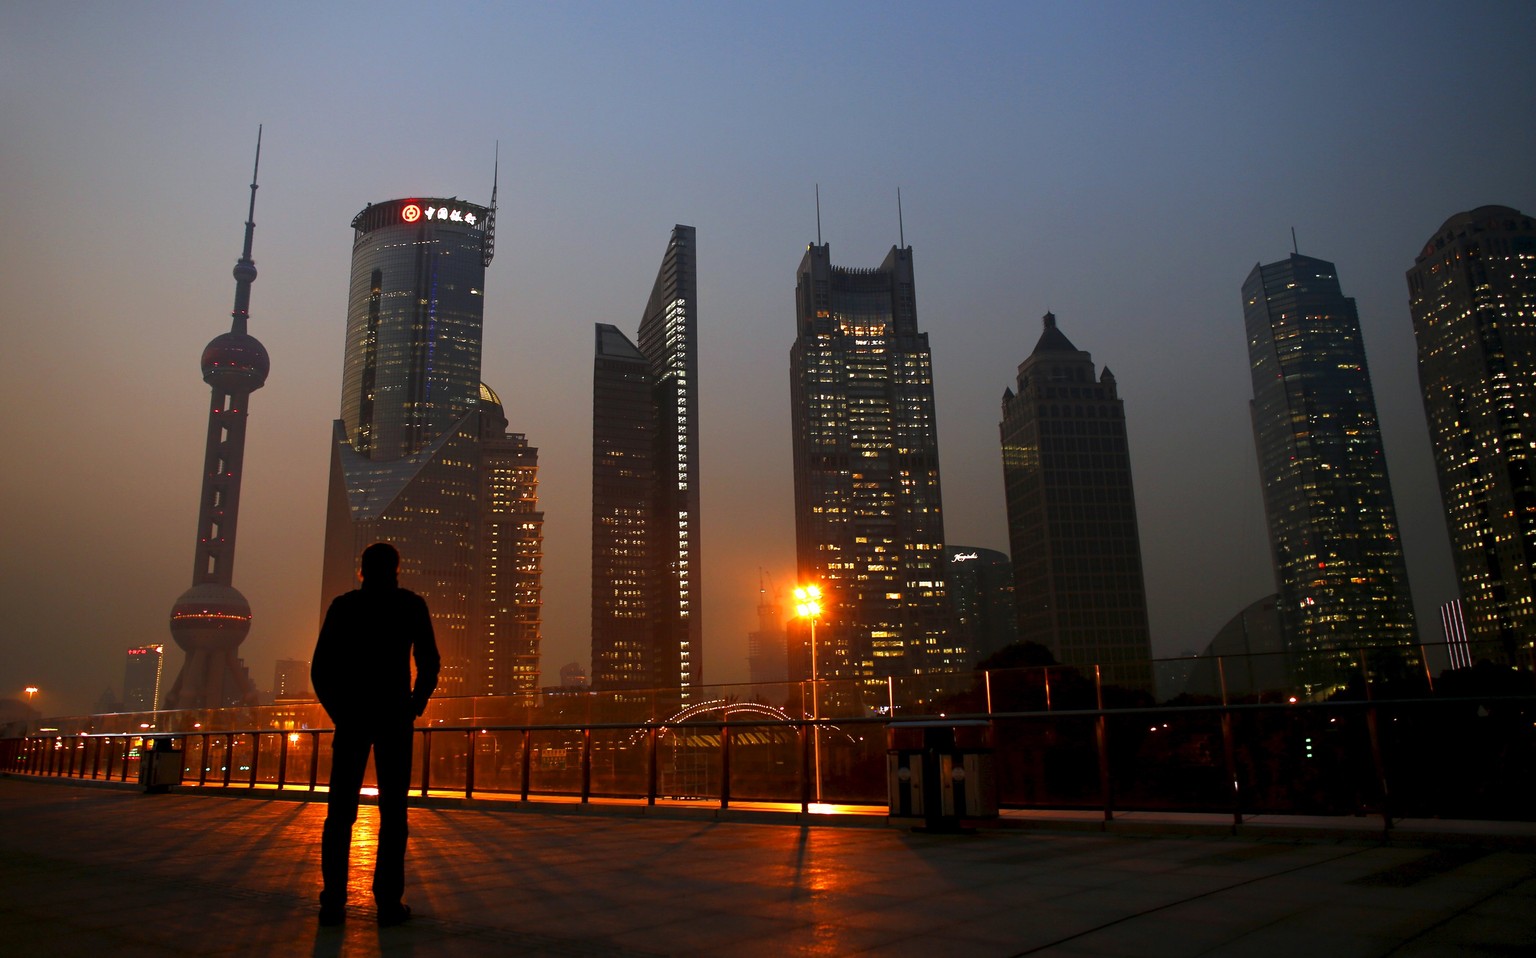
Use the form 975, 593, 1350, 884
395, 587, 428, 607
327, 589, 368, 608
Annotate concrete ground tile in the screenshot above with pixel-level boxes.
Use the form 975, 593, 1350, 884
1404, 912, 1536, 952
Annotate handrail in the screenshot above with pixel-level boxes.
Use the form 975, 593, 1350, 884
5, 693, 1535, 828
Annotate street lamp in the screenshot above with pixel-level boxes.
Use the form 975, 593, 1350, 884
793, 584, 823, 803
23, 686, 38, 705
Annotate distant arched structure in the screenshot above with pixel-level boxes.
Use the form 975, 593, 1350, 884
640, 698, 852, 798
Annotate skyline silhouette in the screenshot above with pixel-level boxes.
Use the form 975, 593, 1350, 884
2, 3, 1533, 713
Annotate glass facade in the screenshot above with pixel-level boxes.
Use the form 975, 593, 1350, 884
122, 644, 165, 712
999, 313, 1153, 692
790, 243, 959, 688
341, 198, 490, 462
1408, 207, 1536, 666
1244, 254, 1418, 697
476, 388, 544, 696
590, 226, 701, 697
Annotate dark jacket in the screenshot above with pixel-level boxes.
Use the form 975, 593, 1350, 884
312, 583, 440, 725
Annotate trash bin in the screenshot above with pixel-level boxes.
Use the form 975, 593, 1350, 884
138, 736, 184, 793
887, 720, 997, 831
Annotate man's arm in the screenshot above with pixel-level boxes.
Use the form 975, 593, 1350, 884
311, 596, 346, 721
410, 597, 440, 717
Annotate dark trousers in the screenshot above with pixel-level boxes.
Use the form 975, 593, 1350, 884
320, 719, 414, 907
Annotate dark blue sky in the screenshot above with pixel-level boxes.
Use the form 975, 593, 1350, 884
3, 2, 1533, 713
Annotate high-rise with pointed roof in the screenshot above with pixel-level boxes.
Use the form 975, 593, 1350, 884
1244, 253, 1417, 696
320, 191, 543, 696
1408, 206, 1536, 667
166, 131, 269, 710
790, 241, 960, 689
999, 312, 1153, 691
590, 226, 701, 697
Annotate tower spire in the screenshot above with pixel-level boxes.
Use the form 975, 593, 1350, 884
230, 125, 261, 336
815, 183, 822, 246
898, 187, 905, 249
483, 141, 499, 267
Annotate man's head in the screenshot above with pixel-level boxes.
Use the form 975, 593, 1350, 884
359, 542, 400, 585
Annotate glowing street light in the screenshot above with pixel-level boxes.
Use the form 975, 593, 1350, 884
793, 584, 823, 803
23, 686, 38, 705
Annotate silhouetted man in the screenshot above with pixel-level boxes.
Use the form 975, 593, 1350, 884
311, 542, 439, 927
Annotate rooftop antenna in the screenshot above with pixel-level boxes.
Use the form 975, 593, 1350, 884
231, 124, 262, 336
482, 142, 499, 267
1291, 226, 1299, 255
897, 187, 905, 249
815, 183, 822, 246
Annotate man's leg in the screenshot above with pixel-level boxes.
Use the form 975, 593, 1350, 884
371, 718, 415, 910
320, 725, 369, 914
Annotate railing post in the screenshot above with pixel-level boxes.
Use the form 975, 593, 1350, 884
308, 731, 321, 792
420, 729, 432, 798
984, 670, 993, 715
277, 732, 289, 791
719, 722, 732, 810
519, 729, 532, 802
89, 737, 102, 779
1094, 665, 1112, 822
104, 736, 116, 781
1355, 649, 1392, 832
248, 732, 260, 788
800, 719, 812, 814
465, 730, 476, 799
580, 728, 592, 804
222, 734, 234, 787
1216, 654, 1240, 828
199, 733, 211, 786
646, 726, 659, 806
1220, 709, 1241, 829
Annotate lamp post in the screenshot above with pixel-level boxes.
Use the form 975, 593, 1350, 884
794, 585, 822, 803
23, 686, 38, 706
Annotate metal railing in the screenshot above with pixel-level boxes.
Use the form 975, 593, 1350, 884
6, 690, 1535, 826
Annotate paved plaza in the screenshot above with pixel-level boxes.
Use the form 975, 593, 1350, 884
2, 775, 1533, 956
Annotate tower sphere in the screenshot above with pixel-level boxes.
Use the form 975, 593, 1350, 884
202, 331, 270, 392
233, 261, 257, 284
169, 582, 253, 652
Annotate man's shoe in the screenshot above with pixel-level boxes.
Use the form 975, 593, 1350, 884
377, 903, 412, 927
318, 904, 345, 927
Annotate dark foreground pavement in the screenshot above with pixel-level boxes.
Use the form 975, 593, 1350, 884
2, 776, 1533, 957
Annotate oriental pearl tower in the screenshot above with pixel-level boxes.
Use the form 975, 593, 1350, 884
165, 130, 270, 710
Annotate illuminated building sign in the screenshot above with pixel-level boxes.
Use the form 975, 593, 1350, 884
402, 202, 478, 226
951, 551, 979, 563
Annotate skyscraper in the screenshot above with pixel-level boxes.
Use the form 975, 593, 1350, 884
746, 577, 788, 686
321, 192, 542, 697
123, 644, 165, 713
1244, 253, 1417, 696
166, 132, 268, 710
1408, 206, 1536, 667
590, 225, 701, 695
790, 241, 959, 687
945, 547, 1018, 667
999, 313, 1153, 691
476, 385, 544, 695
272, 658, 312, 701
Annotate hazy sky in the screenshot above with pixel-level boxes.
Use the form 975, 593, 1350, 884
3, 2, 1533, 715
